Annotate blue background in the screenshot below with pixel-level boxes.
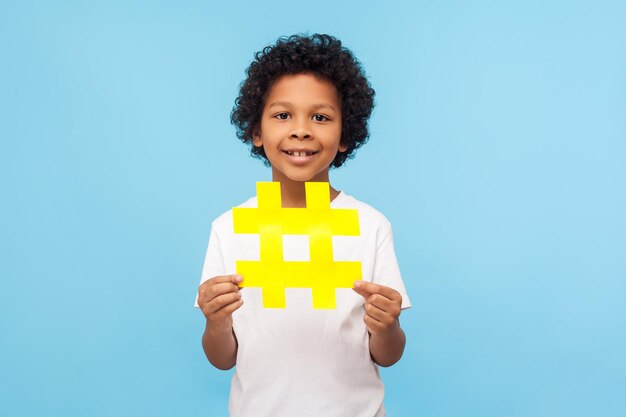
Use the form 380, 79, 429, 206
2, 1, 625, 416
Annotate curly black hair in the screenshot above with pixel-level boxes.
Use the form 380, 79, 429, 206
230, 33, 375, 168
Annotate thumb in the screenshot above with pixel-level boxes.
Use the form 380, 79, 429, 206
352, 280, 372, 299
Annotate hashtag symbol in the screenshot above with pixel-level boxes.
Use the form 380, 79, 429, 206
233, 182, 362, 309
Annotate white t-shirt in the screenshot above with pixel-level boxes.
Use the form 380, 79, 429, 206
196, 191, 411, 417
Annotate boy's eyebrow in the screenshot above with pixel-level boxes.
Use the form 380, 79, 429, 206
268, 101, 338, 112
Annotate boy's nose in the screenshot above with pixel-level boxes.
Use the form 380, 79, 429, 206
289, 127, 312, 140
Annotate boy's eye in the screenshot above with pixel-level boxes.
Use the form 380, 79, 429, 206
273, 113, 330, 121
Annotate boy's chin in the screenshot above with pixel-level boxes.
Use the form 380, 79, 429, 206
284, 174, 330, 184
272, 169, 330, 184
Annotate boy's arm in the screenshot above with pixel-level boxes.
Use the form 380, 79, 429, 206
202, 320, 238, 370
368, 320, 406, 367
198, 275, 243, 370
353, 281, 406, 367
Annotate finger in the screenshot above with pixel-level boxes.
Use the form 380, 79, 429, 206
365, 302, 398, 327
354, 281, 401, 301
199, 282, 240, 303
200, 274, 243, 288
366, 293, 400, 315
364, 315, 386, 334
214, 297, 244, 318
365, 302, 388, 322
204, 292, 243, 315
352, 286, 372, 299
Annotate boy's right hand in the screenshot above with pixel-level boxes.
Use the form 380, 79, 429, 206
197, 274, 244, 331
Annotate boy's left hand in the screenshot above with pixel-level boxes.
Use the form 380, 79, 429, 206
352, 281, 403, 335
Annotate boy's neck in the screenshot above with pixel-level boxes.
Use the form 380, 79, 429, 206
271, 176, 340, 208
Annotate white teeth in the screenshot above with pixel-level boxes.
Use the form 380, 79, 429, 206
286, 150, 315, 157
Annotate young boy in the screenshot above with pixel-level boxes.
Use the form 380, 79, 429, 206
196, 34, 411, 417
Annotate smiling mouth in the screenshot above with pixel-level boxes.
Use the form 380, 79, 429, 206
283, 150, 318, 157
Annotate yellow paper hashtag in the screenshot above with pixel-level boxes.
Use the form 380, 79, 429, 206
233, 182, 361, 309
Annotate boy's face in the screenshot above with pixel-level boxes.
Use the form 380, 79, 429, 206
253, 73, 345, 184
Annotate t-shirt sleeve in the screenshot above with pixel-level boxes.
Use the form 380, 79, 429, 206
372, 223, 412, 310
194, 225, 226, 308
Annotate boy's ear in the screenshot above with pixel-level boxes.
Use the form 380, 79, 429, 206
338, 143, 347, 152
252, 128, 263, 147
